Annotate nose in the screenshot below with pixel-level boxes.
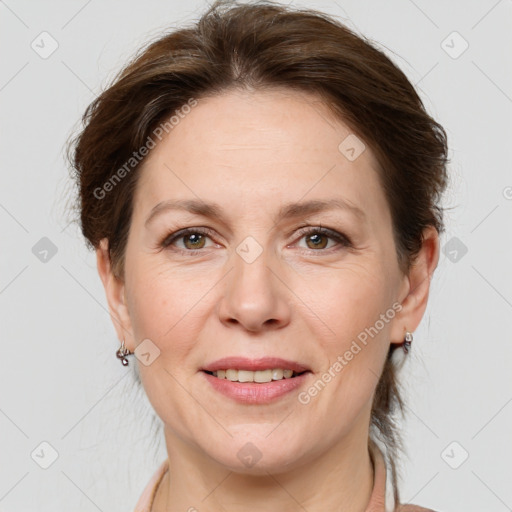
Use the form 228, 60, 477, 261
217, 244, 292, 332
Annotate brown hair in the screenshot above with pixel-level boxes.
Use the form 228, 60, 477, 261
66, 0, 448, 502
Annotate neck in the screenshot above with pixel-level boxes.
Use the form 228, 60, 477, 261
153, 426, 374, 512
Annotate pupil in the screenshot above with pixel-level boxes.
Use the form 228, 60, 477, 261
308, 234, 326, 248
187, 234, 203, 247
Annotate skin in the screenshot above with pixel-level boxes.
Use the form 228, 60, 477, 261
96, 88, 439, 511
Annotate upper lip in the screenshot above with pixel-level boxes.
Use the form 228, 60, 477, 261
201, 357, 310, 373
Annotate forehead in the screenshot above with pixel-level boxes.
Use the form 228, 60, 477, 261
133, 88, 388, 226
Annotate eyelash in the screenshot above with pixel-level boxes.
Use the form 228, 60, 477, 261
159, 225, 353, 255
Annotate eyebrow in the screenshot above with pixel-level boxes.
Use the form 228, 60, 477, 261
144, 197, 366, 228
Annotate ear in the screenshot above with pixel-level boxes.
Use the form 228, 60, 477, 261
96, 238, 135, 351
390, 225, 440, 345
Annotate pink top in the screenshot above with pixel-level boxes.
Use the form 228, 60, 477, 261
133, 441, 436, 511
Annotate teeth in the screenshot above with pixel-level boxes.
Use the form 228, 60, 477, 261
272, 369, 284, 380
238, 370, 255, 382
255, 369, 273, 382
225, 369, 238, 381
212, 368, 298, 383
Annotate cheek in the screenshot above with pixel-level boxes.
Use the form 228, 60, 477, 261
125, 260, 206, 357
296, 261, 395, 402
299, 260, 395, 345
125, 262, 212, 433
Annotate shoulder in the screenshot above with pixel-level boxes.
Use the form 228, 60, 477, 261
133, 459, 169, 511
398, 504, 438, 512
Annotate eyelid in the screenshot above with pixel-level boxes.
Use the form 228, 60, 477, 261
160, 227, 217, 249
160, 225, 352, 253
292, 224, 351, 244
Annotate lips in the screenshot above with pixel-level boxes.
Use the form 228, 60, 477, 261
202, 368, 311, 403
201, 356, 311, 374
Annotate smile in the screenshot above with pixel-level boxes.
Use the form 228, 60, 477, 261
202, 369, 311, 404
204, 368, 305, 382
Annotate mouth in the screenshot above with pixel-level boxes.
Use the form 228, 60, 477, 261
200, 356, 312, 403
202, 368, 309, 383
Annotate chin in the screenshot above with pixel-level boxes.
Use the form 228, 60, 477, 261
217, 452, 302, 476
202, 435, 306, 475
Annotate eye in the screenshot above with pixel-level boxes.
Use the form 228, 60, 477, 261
159, 225, 352, 255
293, 226, 352, 252
160, 227, 216, 253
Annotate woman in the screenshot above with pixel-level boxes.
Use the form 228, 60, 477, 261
67, 0, 448, 510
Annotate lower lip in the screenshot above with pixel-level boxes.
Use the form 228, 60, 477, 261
202, 371, 311, 404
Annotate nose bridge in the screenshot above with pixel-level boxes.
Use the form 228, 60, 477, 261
218, 233, 291, 331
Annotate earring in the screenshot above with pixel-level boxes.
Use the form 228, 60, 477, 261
116, 339, 131, 366
402, 331, 413, 353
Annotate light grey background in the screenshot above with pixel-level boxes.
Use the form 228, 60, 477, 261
1, 0, 511, 511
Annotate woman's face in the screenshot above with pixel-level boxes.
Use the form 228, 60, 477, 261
104, 88, 419, 473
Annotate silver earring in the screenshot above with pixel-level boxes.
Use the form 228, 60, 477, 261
403, 331, 413, 353
116, 339, 131, 366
